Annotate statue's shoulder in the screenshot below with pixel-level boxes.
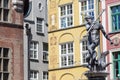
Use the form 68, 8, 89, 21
95, 21, 100, 25
93, 22, 100, 27
94, 21, 103, 27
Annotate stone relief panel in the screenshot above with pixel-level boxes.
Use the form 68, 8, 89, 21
49, 33, 58, 68
50, 0, 56, 9
50, 47, 57, 69
50, 33, 57, 46
52, 73, 56, 80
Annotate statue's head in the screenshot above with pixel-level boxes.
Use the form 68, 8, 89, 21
84, 15, 93, 23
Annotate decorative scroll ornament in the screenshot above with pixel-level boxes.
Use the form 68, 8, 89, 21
113, 37, 120, 46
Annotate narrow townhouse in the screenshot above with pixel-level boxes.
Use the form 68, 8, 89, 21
24, 0, 48, 80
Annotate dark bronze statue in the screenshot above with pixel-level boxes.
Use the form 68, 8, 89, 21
84, 15, 113, 71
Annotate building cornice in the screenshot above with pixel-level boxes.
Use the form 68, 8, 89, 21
48, 24, 85, 33
49, 65, 87, 71
24, 19, 34, 24
0, 22, 23, 29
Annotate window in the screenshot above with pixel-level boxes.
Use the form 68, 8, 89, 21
36, 18, 44, 33
0, 0, 10, 21
43, 43, 48, 62
60, 42, 74, 67
43, 71, 48, 80
30, 41, 38, 60
60, 4, 73, 29
80, 0, 94, 24
111, 5, 120, 32
30, 70, 38, 80
113, 51, 120, 80
81, 36, 88, 64
0, 47, 10, 80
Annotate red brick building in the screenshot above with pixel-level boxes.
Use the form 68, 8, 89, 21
0, 0, 24, 80
105, 0, 120, 80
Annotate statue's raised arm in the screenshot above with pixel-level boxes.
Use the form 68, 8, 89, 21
83, 12, 113, 71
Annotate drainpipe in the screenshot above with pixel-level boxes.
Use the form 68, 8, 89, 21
25, 23, 32, 80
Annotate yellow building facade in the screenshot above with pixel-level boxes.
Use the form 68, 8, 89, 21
48, 0, 100, 80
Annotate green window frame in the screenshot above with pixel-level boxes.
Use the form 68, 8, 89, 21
111, 5, 120, 32
113, 51, 120, 80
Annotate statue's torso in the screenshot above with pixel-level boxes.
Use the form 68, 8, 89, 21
87, 23, 101, 43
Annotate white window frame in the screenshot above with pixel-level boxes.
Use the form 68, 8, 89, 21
43, 71, 48, 80
0, 47, 11, 80
59, 42, 74, 67
30, 70, 38, 80
43, 43, 48, 62
35, 17, 44, 33
59, 3, 73, 29
30, 41, 38, 60
79, 0, 95, 24
80, 36, 88, 64
0, 0, 10, 22
43, 51, 48, 62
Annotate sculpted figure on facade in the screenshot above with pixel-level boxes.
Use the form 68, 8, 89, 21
84, 15, 113, 71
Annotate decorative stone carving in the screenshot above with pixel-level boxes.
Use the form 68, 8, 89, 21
50, 1, 56, 8
113, 37, 120, 46
12, 0, 23, 13
52, 73, 56, 80
50, 34, 57, 45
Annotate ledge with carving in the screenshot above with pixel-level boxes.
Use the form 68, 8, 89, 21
107, 32, 120, 49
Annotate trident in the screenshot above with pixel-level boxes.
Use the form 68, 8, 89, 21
87, 9, 105, 34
